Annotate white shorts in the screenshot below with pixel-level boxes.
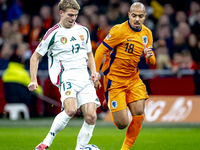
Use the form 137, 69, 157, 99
60, 79, 101, 109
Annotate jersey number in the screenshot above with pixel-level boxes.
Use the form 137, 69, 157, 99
72, 44, 80, 54
63, 82, 72, 91
125, 43, 134, 53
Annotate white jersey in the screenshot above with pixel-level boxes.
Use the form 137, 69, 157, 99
35, 23, 92, 86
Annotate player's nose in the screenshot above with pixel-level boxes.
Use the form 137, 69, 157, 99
135, 16, 140, 21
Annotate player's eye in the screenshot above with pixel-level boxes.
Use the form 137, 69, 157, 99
132, 14, 136, 17
139, 15, 144, 18
68, 14, 77, 17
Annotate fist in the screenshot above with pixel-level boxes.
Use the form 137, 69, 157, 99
94, 80, 102, 90
28, 82, 38, 91
144, 44, 153, 59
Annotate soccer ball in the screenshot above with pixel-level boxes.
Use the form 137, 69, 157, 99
83, 144, 100, 150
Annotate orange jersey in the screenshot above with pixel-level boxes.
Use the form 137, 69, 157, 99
95, 21, 156, 82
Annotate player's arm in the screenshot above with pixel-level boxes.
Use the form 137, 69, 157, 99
95, 25, 121, 72
94, 45, 107, 90
28, 51, 43, 91
85, 27, 101, 82
94, 25, 121, 88
87, 51, 101, 82
143, 45, 156, 66
94, 44, 106, 73
143, 30, 156, 66
28, 27, 55, 91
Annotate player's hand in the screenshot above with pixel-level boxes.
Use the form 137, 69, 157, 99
28, 82, 38, 91
144, 44, 153, 59
91, 72, 101, 82
94, 80, 102, 90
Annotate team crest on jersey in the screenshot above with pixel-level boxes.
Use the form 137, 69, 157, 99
60, 37, 67, 44
111, 100, 117, 109
106, 33, 111, 40
79, 35, 84, 41
65, 91, 71, 96
142, 36, 148, 45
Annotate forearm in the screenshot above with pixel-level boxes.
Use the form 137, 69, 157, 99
145, 52, 156, 66
30, 52, 42, 82
87, 51, 96, 73
94, 44, 105, 72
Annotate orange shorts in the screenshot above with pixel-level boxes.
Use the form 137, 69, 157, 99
105, 76, 149, 113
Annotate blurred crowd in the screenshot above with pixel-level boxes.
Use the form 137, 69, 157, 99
0, 0, 200, 72
1, 0, 200, 116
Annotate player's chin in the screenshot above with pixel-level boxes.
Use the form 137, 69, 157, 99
67, 22, 74, 28
69, 21, 75, 25
134, 26, 141, 30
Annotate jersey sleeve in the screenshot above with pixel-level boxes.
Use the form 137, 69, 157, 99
84, 28, 92, 53
147, 29, 153, 48
101, 25, 122, 51
95, 44, 105, 72
95, 25, 122, 72
35, 29, 57, 56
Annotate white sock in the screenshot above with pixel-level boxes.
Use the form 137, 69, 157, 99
43, 111, 71, 146
75, 121, 95, 150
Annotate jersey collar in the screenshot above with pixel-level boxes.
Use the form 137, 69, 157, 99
128, 20, 142, 32
58, 22, 62, 27
58, 22, 77, 29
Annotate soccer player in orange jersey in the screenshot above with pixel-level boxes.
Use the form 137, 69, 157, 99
94, 2, 156, 150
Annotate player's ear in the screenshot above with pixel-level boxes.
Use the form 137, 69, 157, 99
144, 13, 147, 19
60, 10, 64, 17
128, 12, 130, 19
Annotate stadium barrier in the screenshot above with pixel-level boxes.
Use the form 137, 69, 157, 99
0, 69, 199, 117
103, 96, 200, 123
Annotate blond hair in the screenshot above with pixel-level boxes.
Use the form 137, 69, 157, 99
58, 0, 80, 12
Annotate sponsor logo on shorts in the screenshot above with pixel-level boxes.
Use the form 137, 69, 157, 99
65, 91, 71, 96
111, 100, 117, 109
60, 37, 67, 44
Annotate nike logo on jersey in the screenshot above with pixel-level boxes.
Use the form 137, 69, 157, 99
70, 36, 76, 41
127, 39, 133, 41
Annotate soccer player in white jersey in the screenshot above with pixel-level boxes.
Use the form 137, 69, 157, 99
28, 0, 101, 149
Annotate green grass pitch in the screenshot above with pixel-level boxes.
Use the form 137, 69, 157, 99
0, 117, 200, 150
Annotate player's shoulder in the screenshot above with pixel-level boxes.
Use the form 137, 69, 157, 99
47, 23, 61, 33
74, 23, 90, 37
142, 24, 153, 34
43, 23, 61, 41
75, 23, 89, 32
110, 21, 127, 34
